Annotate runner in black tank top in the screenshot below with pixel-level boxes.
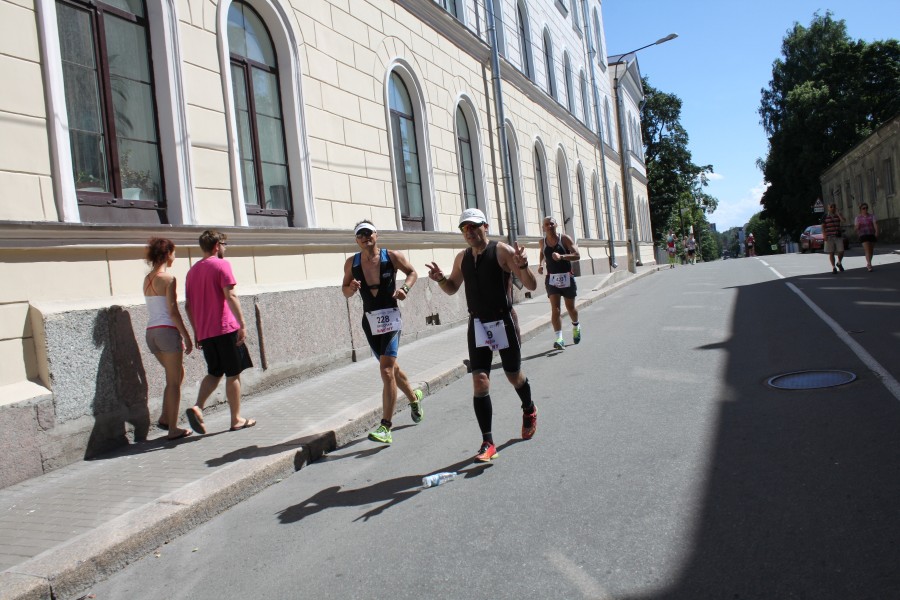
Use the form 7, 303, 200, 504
426, 208, 540, 463
537, 216, 581, 350
342, 221, 423, 445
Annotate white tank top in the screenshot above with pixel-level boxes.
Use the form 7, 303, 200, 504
145, 296, 176, 329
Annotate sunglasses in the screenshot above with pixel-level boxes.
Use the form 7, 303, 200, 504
355, 230, 374, 238
860, 206, 868, 209
459, 222, 484, 232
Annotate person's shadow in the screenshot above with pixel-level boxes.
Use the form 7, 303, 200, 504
276, 458, 493, 524
85, 306, 150, 459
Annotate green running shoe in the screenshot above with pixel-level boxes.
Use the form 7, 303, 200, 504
410, 389, 424, 423
553, 337, 565, 350
573, 324, 582, 345
368, 424, 392, 444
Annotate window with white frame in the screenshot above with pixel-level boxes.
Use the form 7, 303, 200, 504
57, 0, 165, 222
577, 167, 590, 237
389, 72, 425, 230
456, 107, 478, 210
885, 158, 895, 196
604, 98, 615, 151
534, 144, 551, 220
564, 52, 574, 112
516, 1, 533, 80
579, 70, 590, 127
569, 0, 580, 32
593, 172, 605, 239
543, 29, 556, 99
228, 1, 292, 221
438, 0, 461, 20
592, 8, 606, 71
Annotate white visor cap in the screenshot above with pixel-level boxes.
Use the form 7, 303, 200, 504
458, 208, 487, 227
354, 222, 377, 235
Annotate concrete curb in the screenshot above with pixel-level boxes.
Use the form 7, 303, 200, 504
0, 267, 655, 600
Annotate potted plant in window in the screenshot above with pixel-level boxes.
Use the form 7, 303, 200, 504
119, 150, 155, 200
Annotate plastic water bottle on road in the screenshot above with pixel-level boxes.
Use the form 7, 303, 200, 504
421, 472, 458, 488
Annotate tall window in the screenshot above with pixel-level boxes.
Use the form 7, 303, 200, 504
389, 72, 425, 230
492, 0, 505, 56
592, 8, 606, 71
564, 52, 574, 112
543, 30, 556, 99
534, 146, 550, 220
456, 107, 478, 209
614, 185, 624, 239
569, 0, 580, 31
516, 2, 532, 79
228, 2, 291, 219
604, 98, 615, 151
579, 70, 590, 127
577, 168, 590, 237
593, 173, 605, 239
439, 0, 461, 20
57, 0, 164, 221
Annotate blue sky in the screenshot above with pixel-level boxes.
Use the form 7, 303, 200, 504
602, 0, 900, 231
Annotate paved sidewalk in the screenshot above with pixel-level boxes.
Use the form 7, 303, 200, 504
0, 266, 658, 600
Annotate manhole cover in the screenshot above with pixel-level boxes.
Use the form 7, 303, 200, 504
767, 370, 857, 390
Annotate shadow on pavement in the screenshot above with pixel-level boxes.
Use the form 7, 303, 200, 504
630, 261, 900, 599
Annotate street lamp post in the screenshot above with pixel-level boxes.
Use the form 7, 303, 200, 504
610, 34, 677, 273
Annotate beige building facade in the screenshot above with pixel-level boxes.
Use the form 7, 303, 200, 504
820, 114, 900, 242
0, 0, 655, 487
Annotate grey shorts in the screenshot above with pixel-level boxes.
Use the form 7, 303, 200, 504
824, 238, 844, 253
145, 327, 183, 353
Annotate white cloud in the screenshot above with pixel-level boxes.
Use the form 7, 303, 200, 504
708, 180, 768, 229
706, 172, 725, 181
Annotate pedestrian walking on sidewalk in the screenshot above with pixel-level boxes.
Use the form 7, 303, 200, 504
342, 220, 423, 445
855, 203, 879, 272
426, 208, 538, 463
143, 238, 193, 440
537, 216, 581, 350
823, 203, 845, 274
184, 230, 255, 434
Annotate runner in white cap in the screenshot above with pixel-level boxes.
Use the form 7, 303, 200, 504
342, 220, 423, 445
426, 208, 539, 462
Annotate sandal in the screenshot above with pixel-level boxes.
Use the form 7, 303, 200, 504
186, 406, 207, 434
166, 429, 193, 441
230, 418, 256, 431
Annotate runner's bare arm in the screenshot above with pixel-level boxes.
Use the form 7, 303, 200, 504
341, 256, 361, 298
389, 250, 418, 300
426, 251, 464, 295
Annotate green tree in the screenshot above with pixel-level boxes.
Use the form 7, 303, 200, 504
641, 77, 718, 243
758, 12, 900, 235
745, 213, 781, 255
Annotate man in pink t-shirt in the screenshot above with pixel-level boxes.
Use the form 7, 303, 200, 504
184, 230, 255, 433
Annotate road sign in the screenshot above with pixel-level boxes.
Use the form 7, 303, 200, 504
813, 199, 824, 213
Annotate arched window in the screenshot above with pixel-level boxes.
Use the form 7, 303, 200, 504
563, 52, 574, 112
505, 123, 525, 235
456, 107, 478, 209
439, 0, 461, 20
569, 0, 580, 32
533, 144, 551, 220
614, 184, 624, 240
228, 1, 291, 222
516, 1, 533, 80
57, 0, 165, 222
592, 8, 606, 71
543, 29, 556, 99
577, 166, 590, 238
557, 147, 574, 240
579, 70, 590, 127
492, 0, 505, 56
604, 97, 615, 152
592, 172, 605, 240
389, 72, 425, 230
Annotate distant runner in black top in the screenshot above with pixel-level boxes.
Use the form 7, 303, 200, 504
426, 208, 538, 463
342, 220, 423, 445
537, 216, 581, 350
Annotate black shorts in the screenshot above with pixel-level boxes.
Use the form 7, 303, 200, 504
466, 312, 522, 374
545, 276, 577, 299
361, 317, 401, 359
859, 234, 877, 243
200, 331, 252, 377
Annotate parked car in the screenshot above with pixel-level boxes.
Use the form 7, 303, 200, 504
799, 224, 851, 253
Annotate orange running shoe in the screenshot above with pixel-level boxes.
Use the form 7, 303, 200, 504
522, 406, 537, 440
474, 441, 498, 462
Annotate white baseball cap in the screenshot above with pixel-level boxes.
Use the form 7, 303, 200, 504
458, 208, 487, 227
354, 222, 377, 235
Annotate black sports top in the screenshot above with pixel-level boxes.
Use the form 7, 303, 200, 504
542, 236, 571, 275
351, 249, 397, 312
462, 241, 512, 321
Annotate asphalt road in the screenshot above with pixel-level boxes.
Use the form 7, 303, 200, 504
88, 250, 900, 600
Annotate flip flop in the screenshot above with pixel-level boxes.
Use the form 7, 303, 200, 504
186, 406, 207, 434
166, 429, 193, 441
230, 418, 256, 431
157, 421, 169, 430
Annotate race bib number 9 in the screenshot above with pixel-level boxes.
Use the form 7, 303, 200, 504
366, 308, 401, 335
474, 318, 509, 351
548, 272, 571, 288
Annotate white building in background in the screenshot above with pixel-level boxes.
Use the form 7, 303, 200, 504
0, 0, 654, 487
